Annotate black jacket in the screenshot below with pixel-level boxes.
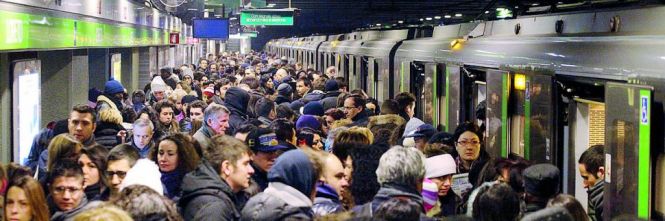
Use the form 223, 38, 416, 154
180, 160, 245, 221
351, 109, 371, 127
93, 122, 124, 150
353, 184, 435, 221
224, 87, 250, 135
320, 91, 341, 111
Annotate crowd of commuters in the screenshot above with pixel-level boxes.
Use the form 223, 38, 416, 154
2, 51, 612, 221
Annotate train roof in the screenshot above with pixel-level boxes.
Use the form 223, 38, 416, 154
395, 23, 479, 62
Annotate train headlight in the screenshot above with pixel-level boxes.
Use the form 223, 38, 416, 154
514, 74, 526, 90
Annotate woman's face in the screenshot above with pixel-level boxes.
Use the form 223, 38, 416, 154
343, 156, 353, 183
431, 175, 453, 197
5, 186, 32, 221
455, 131, 481, 162
158, 140, 179, 172
78, 154, 100, 187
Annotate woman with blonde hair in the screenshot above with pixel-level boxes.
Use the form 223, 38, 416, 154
72, 205, 133, 221
5, 176, 49, 221
47, 134, 83, 171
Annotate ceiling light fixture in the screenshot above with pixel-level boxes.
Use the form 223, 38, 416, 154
434, 16, 441, 19
455, 13, 462, 17
425, 17, 433, 20
398, 20, 404, 24
444, 15, 451, 18
419, 18, 424, 21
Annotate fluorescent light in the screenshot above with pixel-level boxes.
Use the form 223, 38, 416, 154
419, 18, 424, 21
376, 23, 381, 26
230, 17, 237, 20
455, 13, 462, 17
267, 3, 276, 7
485, 11, 489, 14
398, 20, 404, 24
444, 15, 451, 18
425, 17, 433, 20
532, 3, 540, 6
434, 16, 441, 19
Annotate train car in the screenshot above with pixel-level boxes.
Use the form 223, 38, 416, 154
334, 31, 378, 89
394, 23, 477, 131
318, 34, 345, 72
301, 35, 328, 70
357, 28, 432, 102
430, 6, 665, 220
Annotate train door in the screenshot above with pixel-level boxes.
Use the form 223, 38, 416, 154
410, 62, 426, 121
343, 55, 350, 83
603, 83, 653, 220
366, 57, 379, 99
360, 56, 369, 93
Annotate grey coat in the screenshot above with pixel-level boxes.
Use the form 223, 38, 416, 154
180, 160, 244, 221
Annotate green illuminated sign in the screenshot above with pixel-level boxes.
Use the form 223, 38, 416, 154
0, 9, 173, 51
240, 10, 294, 26
496, 8, 513, 19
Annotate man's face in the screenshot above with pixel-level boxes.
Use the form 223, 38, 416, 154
220, 84, 232, 99
107, 159, 132, 195
159, 107, 174, 125
199, 60, 208, 69
296, 81, 310, 97
210, 64, 218, 73
133, 126, 153, 149
68, 111, 96, 142
207, 112, 230, 135
322, 156, 349, 197
190, 107, 204, 121
224, 153, 255, 193
50, 176, 84, 212
414, 137, 427, 151
253, 150, 281, 172
579, 164, 602, 189
343, 98, 361, 120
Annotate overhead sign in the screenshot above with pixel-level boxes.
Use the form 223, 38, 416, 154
240, 9, 294, 26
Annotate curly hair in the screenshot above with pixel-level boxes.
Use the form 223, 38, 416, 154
150, 133, 201, 172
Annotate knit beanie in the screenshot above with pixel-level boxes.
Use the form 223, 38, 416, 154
277, 83, 293, 96
150, 76, 168, 93
302, 102, 324, 116
296, 115, 321, 131
104, 79, 125, 95
324, 79, 339, 92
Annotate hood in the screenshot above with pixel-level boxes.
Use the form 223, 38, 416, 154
120, 159, 163, 195
224, 87, 250, 114
268, 149, 316, 197
180, 160, 234, 205
323, 91, 341, 98
403, 117, 425, 137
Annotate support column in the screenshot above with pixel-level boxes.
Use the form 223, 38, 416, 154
71, 49, 90, 106
39, 50, 73, 126
88, 48, 110, 90
0, 54, 11, 163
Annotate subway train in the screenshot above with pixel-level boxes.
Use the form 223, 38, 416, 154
267, 6, 665, 220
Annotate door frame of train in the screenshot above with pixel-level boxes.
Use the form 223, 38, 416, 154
604, 82, 653, 220
484, 69, 510, 158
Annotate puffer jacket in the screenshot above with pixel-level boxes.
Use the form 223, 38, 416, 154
312, 183, 344, 217
300, 90, 326, 104
224, 87, 250, 135
93, 121, 124, 150
180, 160, 245, 221
241, 182, 313, 221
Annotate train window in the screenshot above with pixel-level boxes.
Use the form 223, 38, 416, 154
422, 64, 436, 125
410, 62, 426, 121
12, 59, 41, 164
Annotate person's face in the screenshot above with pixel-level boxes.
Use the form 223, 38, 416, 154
190, 107, 204, 121
78, 154, 100, 187
207, 112, 230, 135
322, 156, 349, 198
414, 137, 427, 151
183, 76, 192, 85
158, 140, 179, 173
68, 111, 96, 142
154, 91, 165, 102
296, 81, 310, 96
343, 156, 353, 183
132, 126, 153, 149
201, 76, 209, 83
224, 153, 254, 193
431, 175, 453, 197
210, 64, 218, 73
175, 100, 183, 111
343, 98, 361, 120
266, 79, 274, 89
579, 164, 601, 189
253, 150, 281, 172
50, 176, 84, 212
220, 84, 231, 99
199, 60, 208, 69
107, 159, 131, 194
312, 134, 323, 150
159, 107, 174, 125
455, 131, 481, 162
407, 102, 415, 118
6, 186, 33, 221
325, 116, 336, 126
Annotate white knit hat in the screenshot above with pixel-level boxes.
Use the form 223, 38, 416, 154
120, 159, 164, 195
425, 154, 456, 179
151, 76, 168, 93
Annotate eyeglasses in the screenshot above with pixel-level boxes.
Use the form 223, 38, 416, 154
106, 171, 128, 179
52, 186, 81, 195
457, 140, 481, 146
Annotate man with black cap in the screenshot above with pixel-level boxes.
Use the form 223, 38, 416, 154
522, 163, 561, 214
245, 128, 290, 191
321, 79, 342, 111
404, 124, 438, 151
275, 83, 293, 105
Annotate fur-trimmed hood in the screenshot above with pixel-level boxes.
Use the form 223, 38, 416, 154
367, 114, 406, 129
